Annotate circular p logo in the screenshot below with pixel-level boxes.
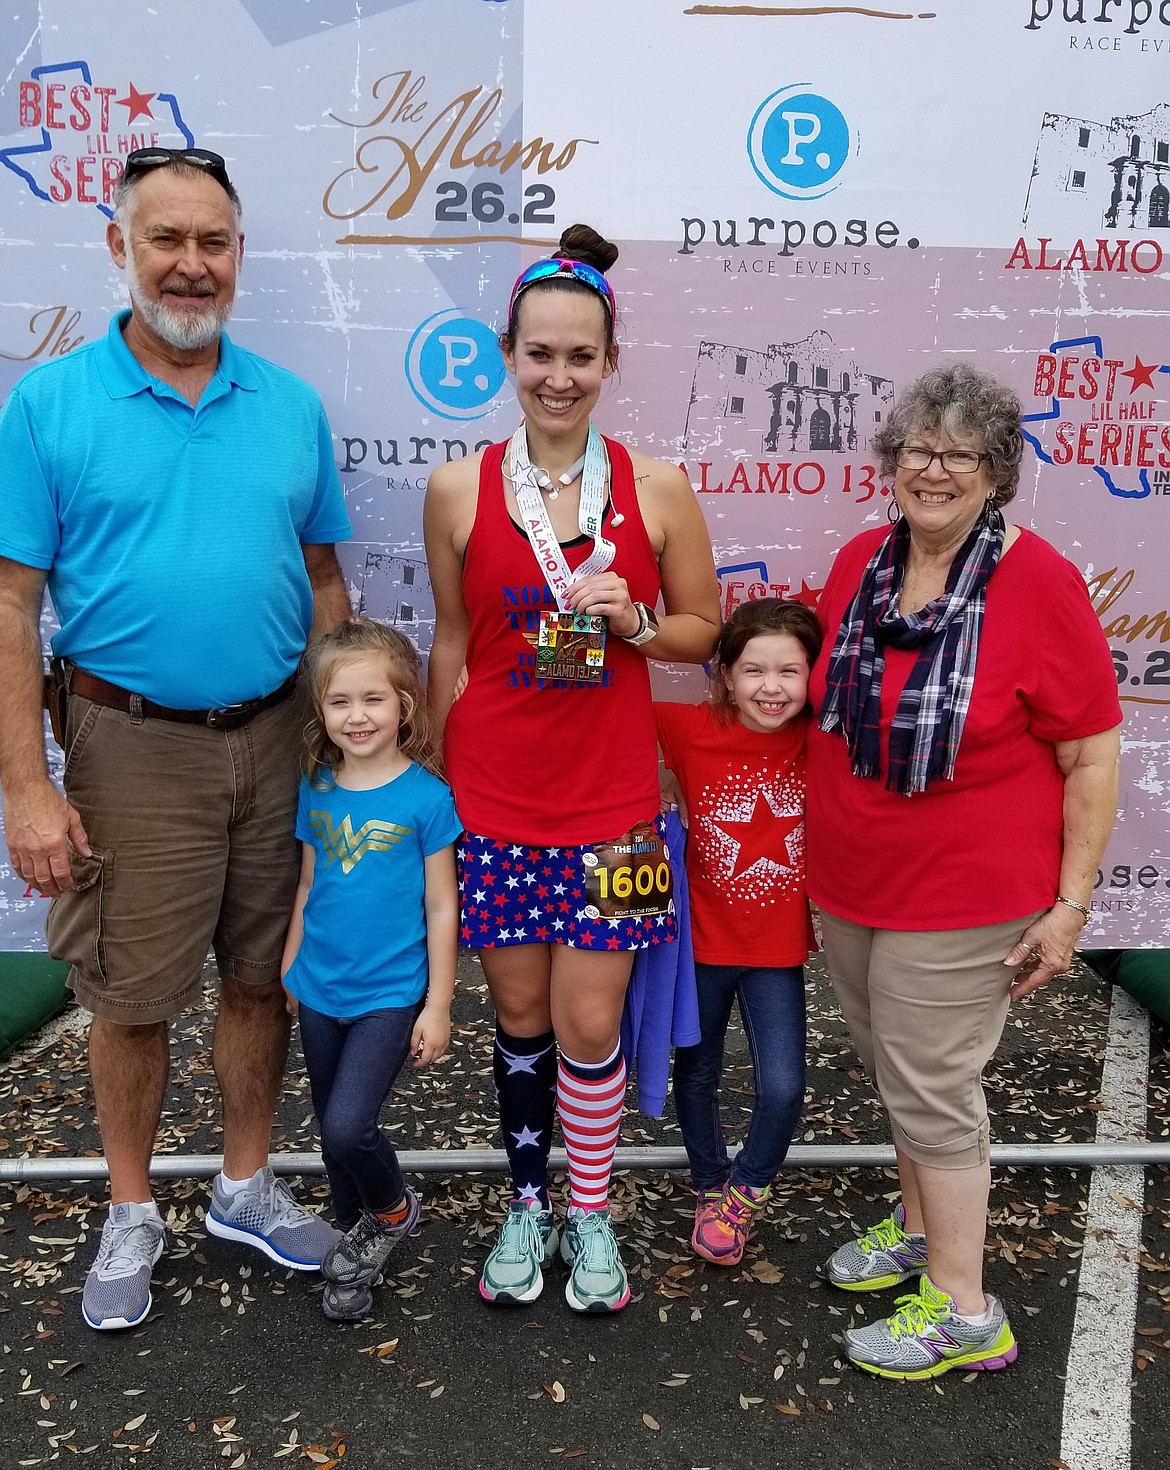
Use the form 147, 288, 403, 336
404, 309, 507, 420
747, 87, 855, 201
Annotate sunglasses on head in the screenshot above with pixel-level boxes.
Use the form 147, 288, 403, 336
121, 147, 234, 196
508, 257, 615, 325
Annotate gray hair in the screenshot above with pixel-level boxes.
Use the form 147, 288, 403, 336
112, 162, 243, 236
872, 364, 1024, 507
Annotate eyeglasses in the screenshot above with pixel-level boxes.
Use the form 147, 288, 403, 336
121, 147, 234, 196
895, 445, 989, 475
508, 258, 616, 325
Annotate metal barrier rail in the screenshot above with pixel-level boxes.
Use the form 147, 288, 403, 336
2, 1141, 1169, 1183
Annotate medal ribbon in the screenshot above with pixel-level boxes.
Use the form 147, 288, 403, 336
509, 422, 616, 611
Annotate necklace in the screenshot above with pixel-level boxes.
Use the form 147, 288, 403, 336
529, 451, 586, 500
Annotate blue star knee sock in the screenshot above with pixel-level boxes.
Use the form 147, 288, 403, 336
493, 1025, 557, 1211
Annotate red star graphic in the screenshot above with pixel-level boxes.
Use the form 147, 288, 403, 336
789, 578, 823, 610
116, 83, 156, 122
606, 936, 621, 950
715, 794, 802, 880
1120, 357, 1159, 393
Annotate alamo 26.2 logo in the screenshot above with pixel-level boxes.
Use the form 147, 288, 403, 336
0, 59, 196, 218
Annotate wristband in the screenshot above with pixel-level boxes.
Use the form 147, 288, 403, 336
1055, 896, 1091, 920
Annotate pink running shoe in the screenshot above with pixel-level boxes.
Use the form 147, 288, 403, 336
692, 1183, 769, 1266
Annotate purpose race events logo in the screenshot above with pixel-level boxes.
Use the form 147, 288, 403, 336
746, 86, 857, 201
404, 308, 507, 421
0, 60, 196, 218
680, 85, 917, 257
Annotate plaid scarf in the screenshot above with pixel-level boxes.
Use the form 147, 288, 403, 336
819, 508, 1005, 796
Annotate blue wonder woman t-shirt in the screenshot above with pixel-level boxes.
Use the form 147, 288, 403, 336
284, 763, 462, 1017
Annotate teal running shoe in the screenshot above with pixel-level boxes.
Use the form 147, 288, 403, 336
560, 1209, 630, 1314
479, 1200, 558, 1306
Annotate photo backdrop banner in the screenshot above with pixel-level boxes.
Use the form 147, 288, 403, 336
1, 0, 1167, 946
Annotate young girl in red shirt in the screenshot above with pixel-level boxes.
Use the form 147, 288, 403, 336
656, 599, 822, 1265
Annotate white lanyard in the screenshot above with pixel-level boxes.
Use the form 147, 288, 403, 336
508, 422, 616, 612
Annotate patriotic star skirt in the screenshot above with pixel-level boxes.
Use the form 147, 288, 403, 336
458, 817, 679, 951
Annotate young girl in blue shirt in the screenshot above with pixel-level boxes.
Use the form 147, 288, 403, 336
281, 619, 461, 1320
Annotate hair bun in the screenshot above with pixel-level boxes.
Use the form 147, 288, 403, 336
554, 223, 619, 274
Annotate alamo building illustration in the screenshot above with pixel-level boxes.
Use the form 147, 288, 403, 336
682, 329, 894, 458
1023, 101, 1170, 233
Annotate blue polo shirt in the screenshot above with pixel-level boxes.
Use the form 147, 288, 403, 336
0, 311, 351, 707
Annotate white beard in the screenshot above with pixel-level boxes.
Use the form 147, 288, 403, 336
124, 249, 234, 352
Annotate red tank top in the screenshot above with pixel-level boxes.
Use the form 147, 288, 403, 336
444, 436, 662, 846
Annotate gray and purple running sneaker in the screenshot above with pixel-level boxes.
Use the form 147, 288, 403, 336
844, 1275, 1018, 1380
819, 1203, 928, 1292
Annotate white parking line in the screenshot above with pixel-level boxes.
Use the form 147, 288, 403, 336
1059, 985, 1150, 1470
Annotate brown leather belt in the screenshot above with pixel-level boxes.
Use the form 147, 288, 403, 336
63, 665, 297, 732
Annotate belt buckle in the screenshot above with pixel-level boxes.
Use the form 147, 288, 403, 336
206, 701, 249, 730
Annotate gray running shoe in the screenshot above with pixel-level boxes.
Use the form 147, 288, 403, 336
844, 1275, 1018, 1380
205, 1167, 340, 1270
322, 1189, 420, 1286
479, 1200, 559, 1306
560, 1209, 630, 1314
819, 1203, 928, 1291
82, 1202, 166, 1331
322, 1280, 375, 1321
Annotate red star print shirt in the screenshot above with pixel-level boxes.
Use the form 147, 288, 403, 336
655, 702, 816, 967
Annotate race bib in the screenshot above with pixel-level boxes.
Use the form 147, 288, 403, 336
582, 820, 674, 921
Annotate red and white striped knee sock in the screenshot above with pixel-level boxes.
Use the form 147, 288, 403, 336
557, 1043, 626, 1213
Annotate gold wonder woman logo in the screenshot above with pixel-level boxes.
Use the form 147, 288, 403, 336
309, 811, 412, 874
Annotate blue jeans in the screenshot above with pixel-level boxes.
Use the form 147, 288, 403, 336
672, 963, 806, 1193
298, 1001, 422, 1230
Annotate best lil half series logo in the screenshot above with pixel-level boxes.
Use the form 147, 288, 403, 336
0, 60, 196, 218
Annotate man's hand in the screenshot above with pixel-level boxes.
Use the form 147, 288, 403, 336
4, 778, 90, 897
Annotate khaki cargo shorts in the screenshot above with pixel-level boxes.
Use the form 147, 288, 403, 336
46, 692, 304, 1024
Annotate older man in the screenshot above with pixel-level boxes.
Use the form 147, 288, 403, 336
0, 148, 352, 1330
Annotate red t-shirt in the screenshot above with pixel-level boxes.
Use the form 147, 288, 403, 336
444, 437, 662, 846
655, 701, 815, 967
806, 527, 1122, 931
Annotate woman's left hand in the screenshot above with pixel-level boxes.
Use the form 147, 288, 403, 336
1003, 904, 1087, 1000
565, 573, 640, 638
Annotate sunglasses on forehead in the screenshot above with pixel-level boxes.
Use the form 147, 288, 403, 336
508, 257, 616, 324
121, 147, 234, 195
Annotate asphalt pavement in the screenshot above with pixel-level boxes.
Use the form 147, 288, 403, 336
1, 956, 1167, 1470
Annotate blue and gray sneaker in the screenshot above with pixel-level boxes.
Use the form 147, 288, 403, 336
479, 1200, 559, 1305
560, 1209, 630, 1314
819, 1203, 929, 1292
82, 1202, 166, 1331
844, 1275, 1018, 1380
206, 1167, 340, 1270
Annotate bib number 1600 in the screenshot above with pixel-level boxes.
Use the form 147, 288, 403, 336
594, 862, 672, 901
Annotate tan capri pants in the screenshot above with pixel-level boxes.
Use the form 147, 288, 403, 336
817, 907, 1043, 1170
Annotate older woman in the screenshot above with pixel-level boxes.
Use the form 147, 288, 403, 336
806, 364, 1121, 1380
